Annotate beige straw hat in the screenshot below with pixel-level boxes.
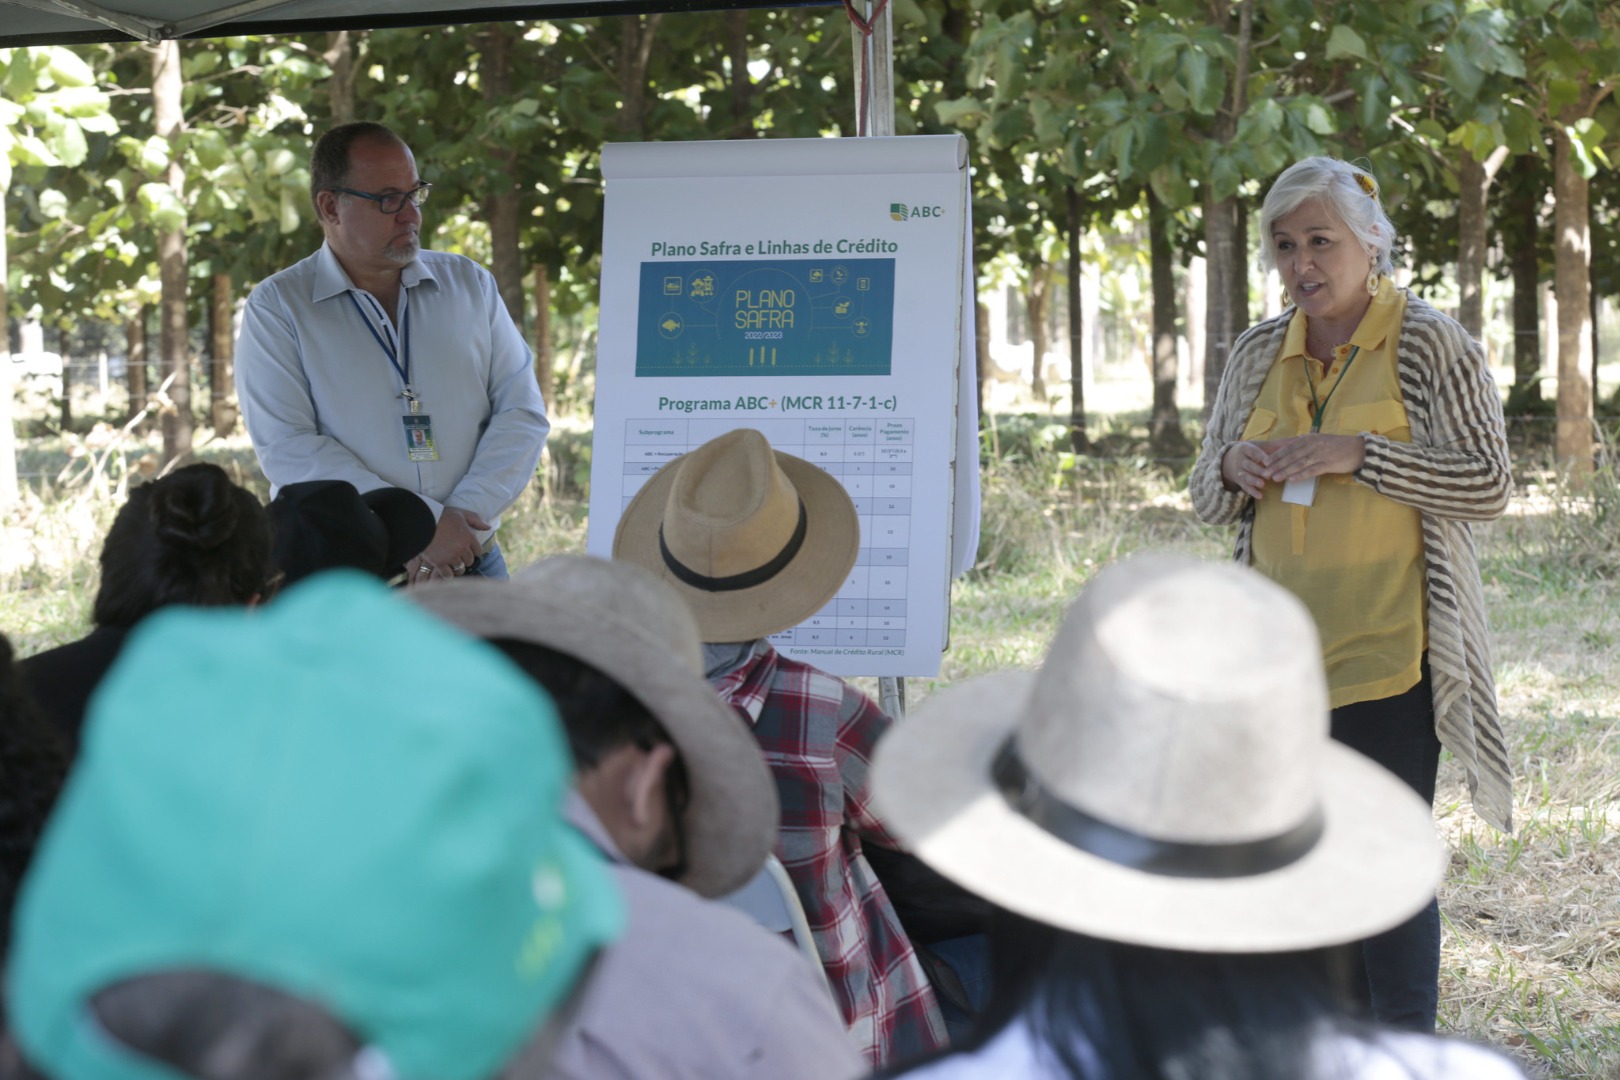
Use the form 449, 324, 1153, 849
410, 555, 779, 899
872, 553, 1444, 954
612, 428, 859, 643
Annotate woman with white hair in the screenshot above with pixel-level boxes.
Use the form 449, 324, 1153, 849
1189, 157, 1513, 1032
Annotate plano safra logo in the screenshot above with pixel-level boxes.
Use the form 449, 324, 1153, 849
890, 202, 944, 222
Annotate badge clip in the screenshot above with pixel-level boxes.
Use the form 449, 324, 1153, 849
1281, 476, 1318, 506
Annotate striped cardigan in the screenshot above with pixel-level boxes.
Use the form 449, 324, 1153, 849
1189, 293, 1514, 833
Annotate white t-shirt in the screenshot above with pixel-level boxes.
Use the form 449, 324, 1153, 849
896, 1016, 1527, 1080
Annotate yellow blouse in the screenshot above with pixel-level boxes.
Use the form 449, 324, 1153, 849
1246, 279, 1425, 709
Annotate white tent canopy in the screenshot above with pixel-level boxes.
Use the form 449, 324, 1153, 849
0, 0, 820, 47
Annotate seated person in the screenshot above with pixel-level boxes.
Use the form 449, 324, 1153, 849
411, 556, 865, 1080
20, 463, 274, 747
269, 479, 435, 586
870, 554, 1527, 1080
3, 574, 618, 1080
0, 632, 69, 964
612, 428, 947, 1066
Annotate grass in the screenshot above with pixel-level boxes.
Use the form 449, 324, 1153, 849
4, 405, 1620, 1078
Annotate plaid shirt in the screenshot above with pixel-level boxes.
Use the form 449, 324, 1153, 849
712, 643, 946, 1068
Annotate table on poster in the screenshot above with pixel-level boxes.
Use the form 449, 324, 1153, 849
619, 415, 916, 650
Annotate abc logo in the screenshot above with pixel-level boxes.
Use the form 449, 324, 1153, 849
889, 202, 944, 222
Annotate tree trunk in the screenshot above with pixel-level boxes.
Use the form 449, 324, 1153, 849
1147, 187, 1186, 454
533, 264, 555, 414
482, 26, 525, 329
1202, 0, 1252, 420
1066, 186, 1088, 454
59, 338, 72, 431
210, 272, 238, 435
127, 309, 149, 427
486, 185, 522, 328
323, 31, 356, 125
154, 40, 191, 465
1458, 146, 1510, 340
726, 10, 753, 138
616, 15, 663, 138
1507, 154, 1541, 407
1457, 151, 1488, 339
1027, 260, 1049, 402
1551, 120, 1593, 475
1203, 192, 1241, 419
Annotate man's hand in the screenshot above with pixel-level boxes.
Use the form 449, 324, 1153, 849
405, 507, 491, 586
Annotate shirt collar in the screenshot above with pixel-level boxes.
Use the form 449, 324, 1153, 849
702, 640, 759, 681
1281, 277, 1400, 362
709, 640, 777, 724
310, 240, 435, 304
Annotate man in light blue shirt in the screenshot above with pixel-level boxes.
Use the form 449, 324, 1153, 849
236, 122, 548, 583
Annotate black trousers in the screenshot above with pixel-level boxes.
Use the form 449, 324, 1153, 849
1329, 655, 1441, 1033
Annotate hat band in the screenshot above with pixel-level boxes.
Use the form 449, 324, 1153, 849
658, 499, 809, 593
991, 739, 1325, 879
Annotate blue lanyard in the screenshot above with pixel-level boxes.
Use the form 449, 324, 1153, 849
348, 292, 412, 391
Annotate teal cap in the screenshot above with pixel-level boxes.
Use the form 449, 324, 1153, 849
6, 572, 622, 1080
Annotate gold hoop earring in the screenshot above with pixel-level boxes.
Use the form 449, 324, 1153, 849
1366, 269, 1381, 296
1281, 287, 1292, 308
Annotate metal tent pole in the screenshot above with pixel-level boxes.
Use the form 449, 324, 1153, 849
850, 0, 895, 138
850, 1, 904, 719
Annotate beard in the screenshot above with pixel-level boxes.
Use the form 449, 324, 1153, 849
384, 235, 420, 266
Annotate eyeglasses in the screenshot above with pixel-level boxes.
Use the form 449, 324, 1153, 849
328, 182, 431, 215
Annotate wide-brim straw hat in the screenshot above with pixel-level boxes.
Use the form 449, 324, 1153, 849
410, 556, 780, 899
612, 428, 859, 643
872, 554, 1444, 954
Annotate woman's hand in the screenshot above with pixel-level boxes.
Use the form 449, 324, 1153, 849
1257, 434, 1366, 483
1220, 441, 1274, 500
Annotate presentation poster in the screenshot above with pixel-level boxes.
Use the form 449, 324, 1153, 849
587, 136, 972, 678
636, 258, 897, 378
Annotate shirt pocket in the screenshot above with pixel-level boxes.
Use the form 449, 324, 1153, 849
1336, 399, 1411, 443
1240, 407, 1278, 441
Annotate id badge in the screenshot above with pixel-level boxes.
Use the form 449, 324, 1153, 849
1281, 476, 1317, 506
403, 414, 439, 462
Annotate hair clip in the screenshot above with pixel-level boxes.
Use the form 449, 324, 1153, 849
1354, 172, 1377, 197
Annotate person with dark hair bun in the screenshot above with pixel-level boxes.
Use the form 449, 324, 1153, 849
0, 632, 70, 964
20, 464, 274, 748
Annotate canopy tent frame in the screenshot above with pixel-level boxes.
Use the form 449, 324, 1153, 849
0, 0, 825, 47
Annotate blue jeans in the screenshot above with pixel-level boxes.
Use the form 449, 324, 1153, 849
465, 541, 509, 581
1329, 657, 1441, 1033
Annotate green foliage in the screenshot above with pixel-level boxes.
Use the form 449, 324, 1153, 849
2, 47, 117, 179
4, 0, 1620, 440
